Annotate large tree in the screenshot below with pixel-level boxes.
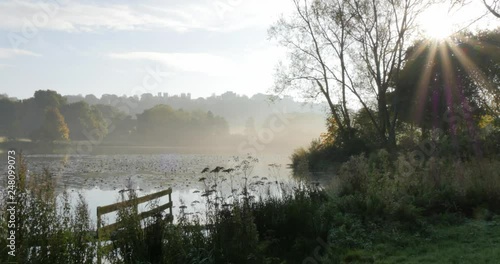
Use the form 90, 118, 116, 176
397, 30, 500, 135
482, 0, 500, 18
0, 98, 20, 139
13, 90, 68, 139
34, 90, 67, 110
60, 101, 108, 141
136, 105, 229, 145
32, 107, 70, 143
93, 104, 136, 142
270, 0, 430, 149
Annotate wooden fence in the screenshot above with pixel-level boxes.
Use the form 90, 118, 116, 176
96, 188, 173, 264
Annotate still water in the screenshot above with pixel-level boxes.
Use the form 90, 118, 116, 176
3, 153, 298, 224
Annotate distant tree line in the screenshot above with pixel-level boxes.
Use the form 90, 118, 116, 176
0, 90, 110, 142
136, 105, 229, 145
0, 88, 333, 152
62, 91, 326, 129
0, 90, 230, 145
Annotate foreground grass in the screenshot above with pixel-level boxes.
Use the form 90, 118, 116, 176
3, 153, 500, 263
364, 218, 500, 264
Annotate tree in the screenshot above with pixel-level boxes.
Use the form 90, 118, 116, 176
466, 29, 500, 118
450, 0, 500, 18
15, 98, 44, 139
0, 97, 21, 139
136, 105, 229, 145
270, 0, 355, 140
34, 90, 66, 110
84, 94, 99, 105
397, 30, 500, 136
136, 104, 176, 141
32, 107, 70, 142
270, 0, 430, 149
93, 104, 134, 142
482, 0, 500, 18
348, 0, 431, 148
61, 102, 107, 140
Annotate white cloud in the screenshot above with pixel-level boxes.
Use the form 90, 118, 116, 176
0, 0, 293, 33
107, 44, 287, 92
0, 1, 187, 32
108, 51, 238, 76
0, 48, 41, 59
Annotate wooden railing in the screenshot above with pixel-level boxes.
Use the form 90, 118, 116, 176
96, 188, 173, 264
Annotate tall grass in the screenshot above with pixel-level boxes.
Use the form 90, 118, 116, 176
2, 155, 324, 264
99, 156, 330, 264
104, 180, 173, 264
0, 155, 96, 264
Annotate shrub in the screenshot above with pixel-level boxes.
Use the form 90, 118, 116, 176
330, 151, 500, 224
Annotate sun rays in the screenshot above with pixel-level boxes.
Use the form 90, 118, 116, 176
411, 2, 498, 131
406, 31, 497, 139
408, 41, 440, 124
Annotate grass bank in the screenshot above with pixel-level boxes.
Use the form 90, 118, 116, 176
366, 218, 500, 263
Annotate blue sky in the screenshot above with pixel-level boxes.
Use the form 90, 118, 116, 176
0, 0, 497, 100
0, 0, 293, 99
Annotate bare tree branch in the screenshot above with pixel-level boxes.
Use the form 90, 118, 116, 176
483, 0, 500, 18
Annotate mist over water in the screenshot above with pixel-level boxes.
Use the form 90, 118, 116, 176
4, 151, 300, 223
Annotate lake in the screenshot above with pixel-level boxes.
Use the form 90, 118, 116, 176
2, 153, 298, 224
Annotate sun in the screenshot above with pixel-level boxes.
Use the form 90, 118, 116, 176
419, 4, 455, 40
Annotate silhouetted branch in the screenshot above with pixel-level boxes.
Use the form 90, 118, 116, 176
483, 0, 500, 18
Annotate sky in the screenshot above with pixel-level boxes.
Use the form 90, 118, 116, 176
0, 0, 497, 100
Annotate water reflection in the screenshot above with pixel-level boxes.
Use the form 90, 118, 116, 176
6, 153, 298, 224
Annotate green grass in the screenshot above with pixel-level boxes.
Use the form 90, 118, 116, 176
370, 218, 500, 264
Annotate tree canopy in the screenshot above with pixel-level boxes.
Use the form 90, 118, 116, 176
397, 30, 500, 135
270, 0, 431, 149
61, 101, 108, 141
32, 107, 70, 142
136, 105, 229, 145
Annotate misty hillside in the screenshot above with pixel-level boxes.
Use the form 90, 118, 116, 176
0, 91, 328, 153
63, 91, 328, 133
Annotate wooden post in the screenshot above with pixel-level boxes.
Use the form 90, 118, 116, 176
168, 192, 173, 220
97, 207, 102, 264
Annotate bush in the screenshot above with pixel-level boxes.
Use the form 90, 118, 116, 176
291, 136, 372, 177
330, 151, 500, 224
252, 184, 329, 263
